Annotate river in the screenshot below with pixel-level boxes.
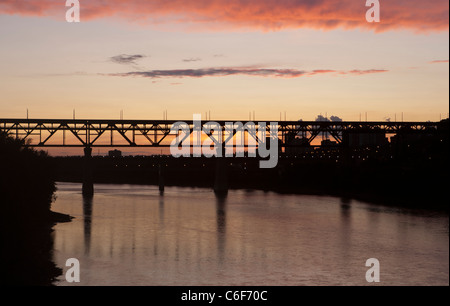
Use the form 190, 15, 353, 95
51, 182, 449, 286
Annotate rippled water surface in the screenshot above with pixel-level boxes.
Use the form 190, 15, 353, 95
52, 182, 449, 286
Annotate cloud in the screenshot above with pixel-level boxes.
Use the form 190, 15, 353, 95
182, 58, 202, 62
315, 115, 343, 122
105, 67, 388, 79
110, 54, 146, 65
329, 116, 343, 122
315, 115, 328, 122
108, 67, 307, 78
346, 69, 388, 75
429, 60, 449, 64
0, 0, 448, 32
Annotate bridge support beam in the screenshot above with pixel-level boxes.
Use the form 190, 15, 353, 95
214, 157, 228, 197
82, 146, 94, 197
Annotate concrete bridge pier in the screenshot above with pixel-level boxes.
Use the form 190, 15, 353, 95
82, 146, 94, 197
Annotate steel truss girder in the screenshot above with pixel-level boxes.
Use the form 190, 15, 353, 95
0, 119, 440, 148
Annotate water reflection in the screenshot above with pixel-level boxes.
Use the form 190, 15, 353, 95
340, 197, 351, 215
159, 195, 164, 225
82, 195, 93, 256
339, 197, 352, 268
52, 183, 449, 286
215, 194, 227, 264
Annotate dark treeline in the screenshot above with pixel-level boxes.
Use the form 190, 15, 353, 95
54, 121, 449, 210
0, 131, 70, 286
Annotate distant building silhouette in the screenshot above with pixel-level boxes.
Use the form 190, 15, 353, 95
285, 137, 311, 154
343, 130, 388, 147
108, 149, 122, 158
321, 139, 338, 147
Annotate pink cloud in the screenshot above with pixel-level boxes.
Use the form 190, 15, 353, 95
429, 60, 449, 64
105, 67, 388, 79
346, 69, 389, 75
0, 0, 448, 32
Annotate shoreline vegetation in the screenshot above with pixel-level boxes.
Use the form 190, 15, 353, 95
1, 131, 72, 286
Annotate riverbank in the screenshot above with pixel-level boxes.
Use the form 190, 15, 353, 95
1, 131, 72, 286
1, 207, 72, 286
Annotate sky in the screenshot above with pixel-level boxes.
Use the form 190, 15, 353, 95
0, 1, 448, 154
